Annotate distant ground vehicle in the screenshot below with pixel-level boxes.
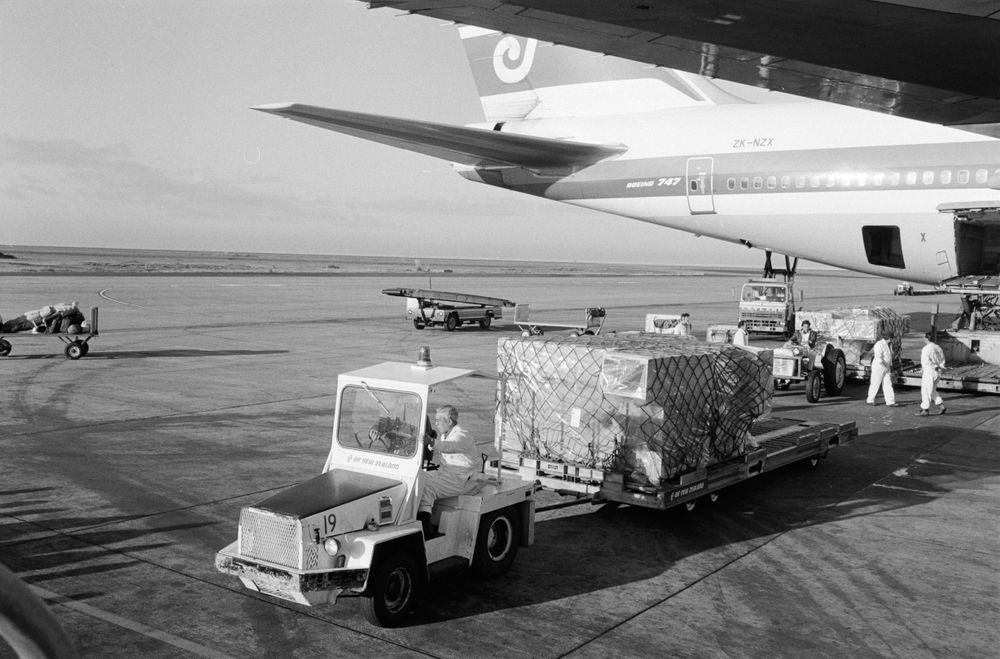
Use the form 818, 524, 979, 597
894, 282, 914, 295
216, 355, 536, 627
771, 341, 848, 403
738, 279, 795, 336
514, 304, 606, 337
382, 288, 514, 331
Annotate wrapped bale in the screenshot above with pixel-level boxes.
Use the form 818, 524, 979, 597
797, 307, 909, 374
496, 333, 773, 482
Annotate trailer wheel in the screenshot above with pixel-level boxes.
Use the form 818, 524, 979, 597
0, 339, 10, 357
80, 342, 90, 356
479, 315, 492, 329
807, 455, 821, 469
445, 314, 458, 332
805, 370, 823, 403
413, 319, 425, 330
472, 508, 520, 578
823, 349, 847, 396
707, 492, 720, 504
362, 551, 421, 627
65, 342, 84, 360
775, 379, 791, 391
683, 500, 697, 513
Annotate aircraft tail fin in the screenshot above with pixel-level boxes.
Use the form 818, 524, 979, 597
457, 25, 746, 124
253, 103, 626, 173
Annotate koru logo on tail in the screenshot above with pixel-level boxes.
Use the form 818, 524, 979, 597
493, 36, 537, 83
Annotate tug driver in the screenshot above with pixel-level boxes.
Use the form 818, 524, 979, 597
417, 405, 481, 534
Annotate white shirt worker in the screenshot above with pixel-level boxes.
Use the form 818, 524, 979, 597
919, 338, 947, 414
419, 409, 481, 515
866, 337, 896, 405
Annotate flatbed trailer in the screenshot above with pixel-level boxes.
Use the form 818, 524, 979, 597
899, 363, 1000, 394
503, 417, 857, 509
381, 287, 515, 331
0, 306, 99, 360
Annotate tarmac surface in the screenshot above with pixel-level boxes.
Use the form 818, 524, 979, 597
1, 271, 997, 657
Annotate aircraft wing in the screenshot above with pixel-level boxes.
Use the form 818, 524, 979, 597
367, 1, 1000, 133
253, 103, 626, 172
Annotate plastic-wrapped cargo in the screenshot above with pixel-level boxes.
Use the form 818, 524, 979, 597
797, 307, 909, 374
496, 333, 773, 482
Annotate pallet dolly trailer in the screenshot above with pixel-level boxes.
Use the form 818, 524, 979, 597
0, 306, 99, 360
504, 417, 856, 510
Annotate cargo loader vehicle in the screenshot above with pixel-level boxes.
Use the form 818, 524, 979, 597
382, 287, 515, 331
738, 278, 796, 336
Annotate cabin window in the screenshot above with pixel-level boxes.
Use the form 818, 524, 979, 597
940, 170, 952, 184
976, 169, 989, 184
740, 177, 749, 190
826, 174, 836, 188
795, 175, 805, 188
856, 173, 867, 187
767, 176, 777, 189
809, 175, 821, 188
922, 171, 934, 185
781, 175, 791, 189
753, 177, 763, 190
958, 170, 970, 184
888, 172, 901, 186
905, 172, 917, 185
873, 172, 885, 186
727, 178, 736, 191
862, 226, 906, 269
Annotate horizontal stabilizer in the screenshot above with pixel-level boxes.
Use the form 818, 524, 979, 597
253, 103, 626, 172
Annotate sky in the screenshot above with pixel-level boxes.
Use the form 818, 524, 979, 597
1, 0, 765, 266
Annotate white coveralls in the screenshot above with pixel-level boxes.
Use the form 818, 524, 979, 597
732, 327, 749, 346
419, 424, 480, 514
866, 338, 896, 405
920, 341, 946, 410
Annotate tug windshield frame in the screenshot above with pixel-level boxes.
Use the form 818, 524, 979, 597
336, 385, 423, 459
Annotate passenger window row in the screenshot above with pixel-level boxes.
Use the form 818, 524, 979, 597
725, 167, 999, 192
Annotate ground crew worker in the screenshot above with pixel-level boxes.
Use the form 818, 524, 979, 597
792, 320, 817, 348
668, 313, 691, 335
732, 320, 749, 346
417, 405, 481, 535
866, 331, 897, 406
918, 332, 947, 416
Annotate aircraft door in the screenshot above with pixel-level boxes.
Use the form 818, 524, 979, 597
686, 157, 715, 214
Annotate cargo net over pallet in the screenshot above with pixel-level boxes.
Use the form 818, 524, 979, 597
797, 307, 909, 377
496, 334, 773, 484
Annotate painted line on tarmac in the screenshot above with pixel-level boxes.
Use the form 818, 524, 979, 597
98, 288, 168, 312
30, 584, 237, 659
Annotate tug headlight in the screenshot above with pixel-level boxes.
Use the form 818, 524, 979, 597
323, 537, 341, 556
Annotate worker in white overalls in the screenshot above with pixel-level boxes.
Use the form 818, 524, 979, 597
866, 331, 897, 406
918, 332, 947, 416
417, 405, 481, 534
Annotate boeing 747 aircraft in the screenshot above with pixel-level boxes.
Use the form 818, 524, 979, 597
256, 2, 1000, 286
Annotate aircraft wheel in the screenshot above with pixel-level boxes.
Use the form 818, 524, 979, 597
472, 508, 520, 578
65, 342, 84, 360
445, 314, 458, 332
0, 339, 10, 357
805, 370, 823, 403
362, 551, 420, 627
823, 349, 847, 395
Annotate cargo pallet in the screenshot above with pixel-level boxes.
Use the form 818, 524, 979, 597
899, 364, 1000, 394
0, 306, 99, 360
503, 417, 857, 509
